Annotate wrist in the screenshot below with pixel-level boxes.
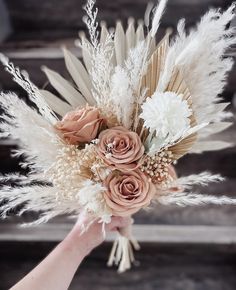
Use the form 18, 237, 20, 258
61, 228, 90, 260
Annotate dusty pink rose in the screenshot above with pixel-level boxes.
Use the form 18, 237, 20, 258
103, 169, 155, 216
97, 126, 144, 170
55, 106, 104, 144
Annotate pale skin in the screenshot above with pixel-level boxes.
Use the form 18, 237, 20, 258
10, 216, 131, 290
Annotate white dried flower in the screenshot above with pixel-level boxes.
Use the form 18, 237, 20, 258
140, 91, 192, 141
77, 180, 111, 219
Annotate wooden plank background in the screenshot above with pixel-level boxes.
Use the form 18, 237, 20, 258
0, 242, 236, 290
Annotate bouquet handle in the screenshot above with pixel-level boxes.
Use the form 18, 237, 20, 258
107, 218, 140, 273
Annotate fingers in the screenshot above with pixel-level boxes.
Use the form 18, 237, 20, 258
106, 216, 133, 231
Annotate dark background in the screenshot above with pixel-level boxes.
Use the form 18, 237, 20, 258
0, 0, 236, 289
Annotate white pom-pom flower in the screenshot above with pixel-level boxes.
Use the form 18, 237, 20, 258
140, 92, 194, 155
140, 92, 192, 151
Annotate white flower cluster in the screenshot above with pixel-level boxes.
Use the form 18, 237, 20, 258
78, 180, 112, 223
140, 91, 192, 150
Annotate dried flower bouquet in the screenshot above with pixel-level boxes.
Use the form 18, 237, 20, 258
0, 0, 236, 272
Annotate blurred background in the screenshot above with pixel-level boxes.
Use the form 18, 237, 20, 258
0, 0, 236, 289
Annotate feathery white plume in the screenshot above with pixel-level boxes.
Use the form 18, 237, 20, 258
110, 41, 146, 128
0, 54, 57, 124
158, 192, 236, 207
157, 4, 236, 152
150, 0, 168, 37
83, 0, 99, 48
144, 2, 154, 28
78, 180, 111, 219
176, 172, 224, 189
0, 92, 61, 169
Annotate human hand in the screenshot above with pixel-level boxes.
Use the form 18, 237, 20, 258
67, 215, 132, 257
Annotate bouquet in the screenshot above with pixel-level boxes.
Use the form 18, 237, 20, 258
0, 0, 236, 273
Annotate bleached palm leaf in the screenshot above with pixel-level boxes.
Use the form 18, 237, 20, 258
198, 122, 232, 138
141, 32, 170, 98
40, 89, 73, 116
190, 140, 233, 153
161, 66, 199, 158
196, 102, 231, 123
169, 133, 197, 159
162, 66, 191, 105
165, 67, 191, 103
100, 22, 109, 44
126, 18, 136, 53
63, 48, 95, 105
136, 22, 145, 42
79, 32, 93, 72
42, 66, 86, 107
114, 21, 126, 65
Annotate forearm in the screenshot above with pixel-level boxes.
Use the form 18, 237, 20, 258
10, 227, 88, 290
10, 217, 129, 290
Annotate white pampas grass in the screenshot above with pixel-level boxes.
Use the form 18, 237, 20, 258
158, 192, 236, 207
150, 0, 168, 37
0, 184, 84, 225
83, 0, 99, 48
157, 4, 236, 152
144, 2, 154, 28
0, 92, 61, 169
110, 67, 133, 127
0, 91, 63, 224
78, 180, 111, 220
176, 172, 224, 189
110, 41, 146, 128
89, 35, 114, 110
0, 54, 57, 124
